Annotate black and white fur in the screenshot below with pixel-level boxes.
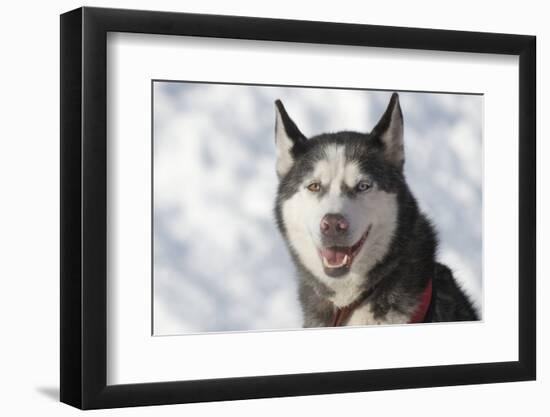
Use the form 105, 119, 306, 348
273, 93, 479, 326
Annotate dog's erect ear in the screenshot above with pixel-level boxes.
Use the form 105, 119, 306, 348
274, 100, 307, 178
370, 93, 404, 169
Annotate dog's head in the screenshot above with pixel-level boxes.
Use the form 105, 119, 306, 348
274, 93, 405, 293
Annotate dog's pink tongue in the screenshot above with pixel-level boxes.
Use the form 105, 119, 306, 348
321, 248, 347, 265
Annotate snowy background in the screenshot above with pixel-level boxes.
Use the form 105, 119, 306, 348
153, 82, 482, 335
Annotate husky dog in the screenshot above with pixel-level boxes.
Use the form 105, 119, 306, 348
273, 93, 478, 327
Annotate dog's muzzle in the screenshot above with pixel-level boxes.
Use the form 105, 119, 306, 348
318, 224, 371, 278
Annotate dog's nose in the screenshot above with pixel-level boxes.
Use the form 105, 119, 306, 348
320, 213, 349, 237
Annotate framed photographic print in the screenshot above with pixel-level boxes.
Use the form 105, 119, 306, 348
60, 6, 536, 409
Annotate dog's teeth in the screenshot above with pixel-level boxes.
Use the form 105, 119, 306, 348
322, 255, 348, 268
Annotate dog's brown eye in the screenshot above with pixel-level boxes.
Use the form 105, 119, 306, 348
307, 182, 321, 192
356, 180, 372, 192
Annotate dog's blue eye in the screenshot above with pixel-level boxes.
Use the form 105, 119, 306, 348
356, 180, 372, 192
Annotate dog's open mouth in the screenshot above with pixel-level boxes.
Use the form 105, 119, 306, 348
319, 225, 371, 277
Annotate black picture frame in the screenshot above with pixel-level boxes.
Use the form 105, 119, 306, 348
60, 6, 536, 410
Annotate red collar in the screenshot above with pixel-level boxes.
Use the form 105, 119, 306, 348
408, 279, 433, 324
331, 279, 433, 326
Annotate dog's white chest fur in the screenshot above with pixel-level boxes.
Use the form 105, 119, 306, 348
346, 302, 409, 326
326, 278, 364, 307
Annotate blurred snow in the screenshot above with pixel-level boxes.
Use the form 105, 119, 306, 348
153, 82, 482, 335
